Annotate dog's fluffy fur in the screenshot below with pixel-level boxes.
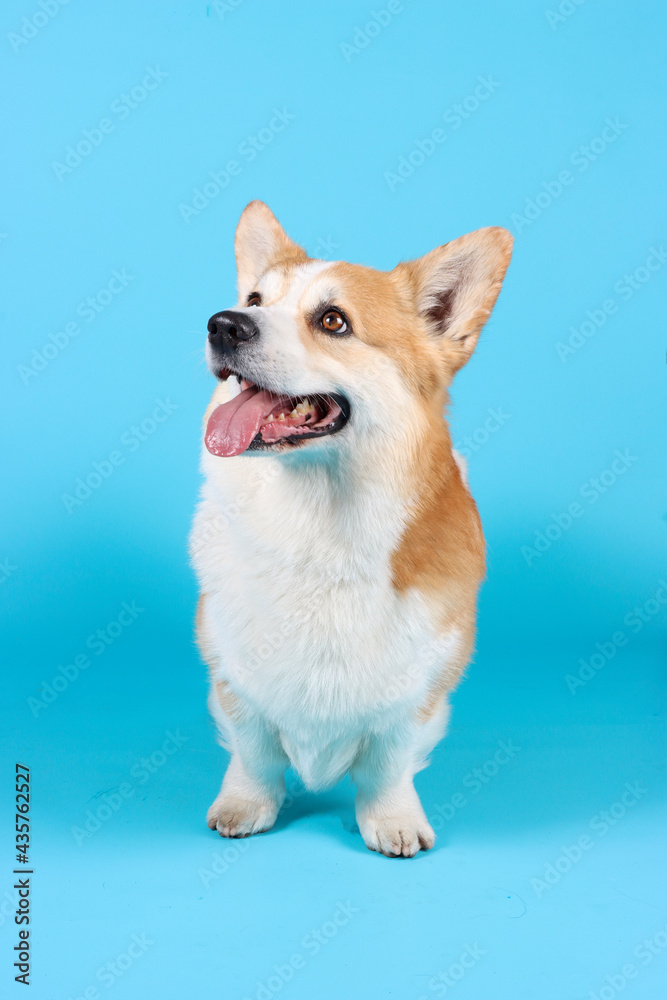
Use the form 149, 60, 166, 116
190, 201, 512, 856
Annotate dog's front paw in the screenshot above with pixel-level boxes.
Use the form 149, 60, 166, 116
207, 794, 279, 838
359, 815, 435, 858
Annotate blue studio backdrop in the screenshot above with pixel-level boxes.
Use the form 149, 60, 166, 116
1, 2, 666, 998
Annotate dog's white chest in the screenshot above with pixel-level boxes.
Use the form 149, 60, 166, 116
191, 459, 454, 745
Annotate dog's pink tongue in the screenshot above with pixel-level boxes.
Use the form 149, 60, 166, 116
205, 387, 280, 457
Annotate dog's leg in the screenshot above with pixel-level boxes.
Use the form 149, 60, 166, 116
353, 760, 435, 858
352, 703, 449, 857
206, 681, 288, 838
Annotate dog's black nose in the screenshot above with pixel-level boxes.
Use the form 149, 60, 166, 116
207, 310, 259, 350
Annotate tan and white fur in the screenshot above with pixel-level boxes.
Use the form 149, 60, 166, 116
190, 201, 512, 857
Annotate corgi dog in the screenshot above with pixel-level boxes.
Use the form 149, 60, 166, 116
190, 201, 512, 857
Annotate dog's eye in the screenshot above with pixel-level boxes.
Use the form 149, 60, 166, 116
247, 293, 261, 307
320, 309, 348, 335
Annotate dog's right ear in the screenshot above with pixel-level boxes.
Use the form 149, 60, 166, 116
234, 201, 307, 299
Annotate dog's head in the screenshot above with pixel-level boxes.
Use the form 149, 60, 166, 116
204, 201, 512, 460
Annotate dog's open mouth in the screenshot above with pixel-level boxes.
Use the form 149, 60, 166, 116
204, 371, 350, 457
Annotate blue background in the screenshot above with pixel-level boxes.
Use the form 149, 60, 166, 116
1, 1, 666, 997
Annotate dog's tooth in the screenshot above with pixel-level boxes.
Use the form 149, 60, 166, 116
277, 412, 285, 421
290, 408, 298, 419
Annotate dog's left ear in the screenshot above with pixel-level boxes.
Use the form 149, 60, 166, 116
396, 227, 513, 372
234, 201, 307, 299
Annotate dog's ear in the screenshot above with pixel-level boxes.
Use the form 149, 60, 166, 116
234, 201, 307, 298
396, 227, 513, 373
